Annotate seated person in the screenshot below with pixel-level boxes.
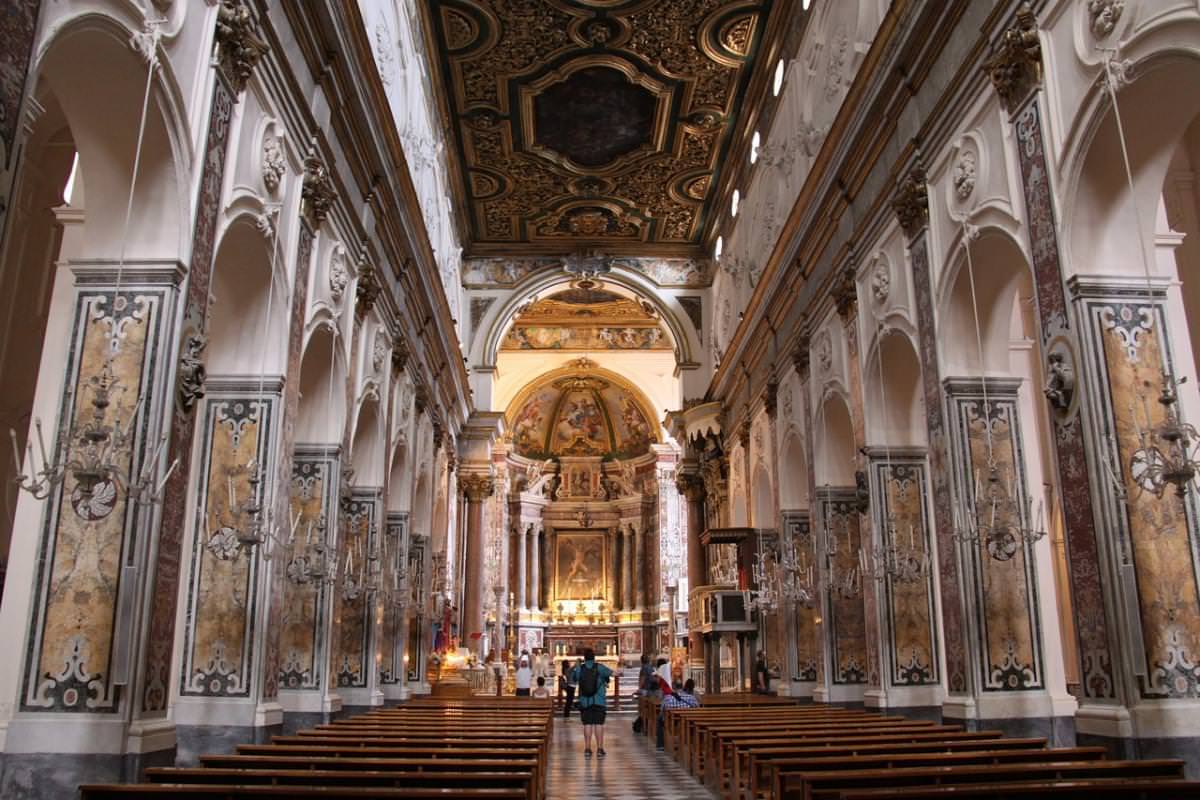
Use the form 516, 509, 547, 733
532, 675, 551, 699
657, 678, 700, 750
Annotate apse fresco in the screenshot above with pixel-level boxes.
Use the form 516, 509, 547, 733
508, 373, 656, 460
1087, 300, 1200, 699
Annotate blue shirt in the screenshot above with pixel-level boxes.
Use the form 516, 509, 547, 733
569, 660, 613, 708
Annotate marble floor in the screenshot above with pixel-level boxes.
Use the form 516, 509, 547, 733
546, 712, 716, 800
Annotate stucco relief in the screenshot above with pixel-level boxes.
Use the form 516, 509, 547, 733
261, 133, 286, 195
1085, 0, 1124, 38
869, 255, 890, 304
328, 245, 349, 302
815, 330, 833, 374
952, 149, 977, 201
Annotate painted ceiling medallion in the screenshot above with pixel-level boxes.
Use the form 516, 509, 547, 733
423, 0, 783, 256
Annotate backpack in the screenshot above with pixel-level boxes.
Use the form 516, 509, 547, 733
578, 663, 600, 698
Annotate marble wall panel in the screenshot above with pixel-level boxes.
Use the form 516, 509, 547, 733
947, 381, 1044, 692
23, 288, 168, 712
380, 512, 409, 685
783, 512, 819, 681
1078, 293, 1200, 699
820, 492, 867, 684
180, 389, 277, 697
278, 449, 337, 690
871, 458, 939, 687
333, 489, 377, 687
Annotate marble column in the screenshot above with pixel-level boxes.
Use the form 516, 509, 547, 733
515, 524, 528, 612
528, 524, 541, 612
460, 473, 494, 656
633, 522, 646, 612
541, 527, 554, 612
608, 527, 621, 617
677, 471, 706, 661
622, 525, 635, 614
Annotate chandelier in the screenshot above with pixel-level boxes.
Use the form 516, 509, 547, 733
951, 223, 1047, 558
10, 21, 176, 517
1102, 53, 1200, 502
868, 320, 932, 583
285, 512, 340, 586
824, 510, 864, 599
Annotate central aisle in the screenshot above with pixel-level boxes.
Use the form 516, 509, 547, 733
545, 712, 717, 800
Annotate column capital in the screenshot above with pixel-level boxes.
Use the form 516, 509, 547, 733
676, 471, 705, 503
983, 2, 1042, 112
301, 154, 337, 225
891, 165, 929, 239
215, 0, 269, 94
460, 473, 494, 503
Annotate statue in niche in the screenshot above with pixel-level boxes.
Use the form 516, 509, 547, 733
1044, 350, 1075, 413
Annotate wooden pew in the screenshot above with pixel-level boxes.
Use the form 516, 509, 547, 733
82, 786, 527, 799
741, 734, 1040, 800
778, 759, 1187, 800
839, 779, 1200, 799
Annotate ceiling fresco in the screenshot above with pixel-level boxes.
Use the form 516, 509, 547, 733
507, 372, 658, 460
460, 255, 712, 287
423, 0, 784, 256
501, 288, 672, 351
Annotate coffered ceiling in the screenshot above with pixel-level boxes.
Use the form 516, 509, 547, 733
421, 0, 789, 257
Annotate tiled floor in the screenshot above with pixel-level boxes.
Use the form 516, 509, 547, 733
546, 712, 717, 799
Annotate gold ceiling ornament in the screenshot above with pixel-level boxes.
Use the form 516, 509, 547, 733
421, 0, 783, 256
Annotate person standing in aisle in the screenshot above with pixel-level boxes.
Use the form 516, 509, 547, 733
571, 648, 613, 757
515, 655, 533, 696
559, 659, 577, 719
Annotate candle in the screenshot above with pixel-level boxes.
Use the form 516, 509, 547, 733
34, 419, 49, 474
909, 524, 915, 550
10, 429, 23, 475
228, 476, 236, 509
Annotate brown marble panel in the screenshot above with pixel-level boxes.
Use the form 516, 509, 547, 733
333, 492, 375, 687
278, 456, 328, 689
823, 495, 867, 684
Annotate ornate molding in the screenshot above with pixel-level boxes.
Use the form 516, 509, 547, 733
355, 261, 380, 317
891, 166, 929, 238
460, 473, 495, 503
983, 3, 1042, 112
833, 264, 858, 320
215, 1, 269, 94
391, 337, 410, 375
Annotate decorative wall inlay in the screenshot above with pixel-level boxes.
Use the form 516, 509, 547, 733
1076, 290, 1200, 699
425, 0, 779, 253
380, 512, 409, 685
945, 380, 1044, 692
333, 489, 379, 688
1086, 0, 1123, 38
144, 75, 237, 714
0, 1, 40, 170
870, 457, 939, 687
278, 450, 337, 690
908, 234, 971, 695
1013, 100, 1116, 700
820, 491, 867, 685
180, 388, 277, 698
784, 512, 819, 681
22, 286, 170, 713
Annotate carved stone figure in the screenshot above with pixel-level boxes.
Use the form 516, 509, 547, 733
302, 155, 337, 224
984, 3, 1042, 111
372, 332, 389, 373
176, 320, 208, 415
1044, 349, 1076, 412
815, 331, 833, 374
215, 0, 269, 93
1086, 0, 1123, 38
328, 247, 349, 301
953, 150, 977, 200
892, 166, 929, 236
870, 257, 890, 304
261, 135, 286, 194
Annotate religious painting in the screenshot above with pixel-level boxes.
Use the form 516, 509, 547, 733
556, 533, 606, 601
519, 627, 543, 655
553, 389, 607, 455
507, 372, 656, 460
560, 463, 601, 500
602, 384, 654, 457
619, 627, 643, 656
502, 325, 669, 350
510, 388, 555, 455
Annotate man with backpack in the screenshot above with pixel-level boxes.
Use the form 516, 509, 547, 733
570, 648, 613, 757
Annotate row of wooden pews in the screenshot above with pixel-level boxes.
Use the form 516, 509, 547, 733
650, 695, 1199, 800
80, 697, 554, 799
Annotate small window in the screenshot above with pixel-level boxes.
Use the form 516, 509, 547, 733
714, 236, 724, 260
63, 151, 80, 205
731, 189, 740, 217
802, 0, 812, 10
750, 131, 761, 165
773, 59, 785, 96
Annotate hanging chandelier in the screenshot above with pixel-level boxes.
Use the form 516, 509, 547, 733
824, 510, 864, 599
951, 223, 1047, 559
10, 20, 176, 518
868, 321, 932, 584
1101, 53, 1200, 502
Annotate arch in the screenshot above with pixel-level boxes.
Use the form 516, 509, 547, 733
1065, 53, 1200, 282
780, 432, 810, 510
387, 441, 409, 512
937, 227, 1034, 377
479, 266, 695, 366
295, 323, 347, 444
207, 214, 289, 376
864, 327, 926, 447
752, 463, 776, 528
815, 390, 856, 486
350, 396, 385, 486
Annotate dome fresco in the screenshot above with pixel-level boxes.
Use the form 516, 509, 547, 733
508, 373, 657, 460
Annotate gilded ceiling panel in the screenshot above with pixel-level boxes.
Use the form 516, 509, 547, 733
423, 0, 780, 256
